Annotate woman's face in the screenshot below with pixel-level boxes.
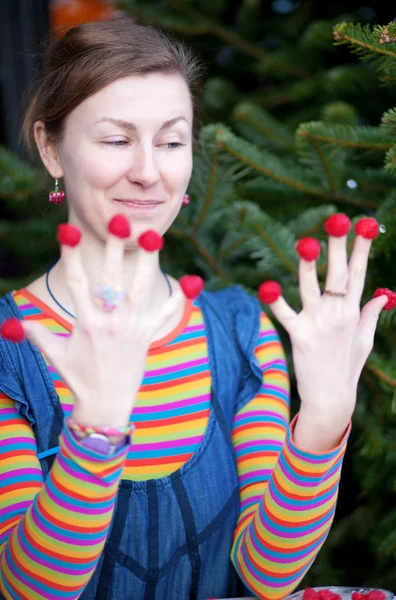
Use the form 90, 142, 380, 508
54, 72, 193, 244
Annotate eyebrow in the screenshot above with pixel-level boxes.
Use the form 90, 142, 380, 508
94, 116, 188, 131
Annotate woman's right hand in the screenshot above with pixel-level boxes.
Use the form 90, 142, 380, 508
22, 217, 185, 428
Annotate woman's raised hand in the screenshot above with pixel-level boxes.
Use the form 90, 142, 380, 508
10, 215, 185, 428
259, 214, 392, 449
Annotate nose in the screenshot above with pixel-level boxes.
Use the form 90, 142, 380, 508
126, 144, 161, 187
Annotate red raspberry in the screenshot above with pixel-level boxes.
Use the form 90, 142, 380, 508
324, 213, 351, 237
373, 288, 396, 310
57, 224, 81, 247
179, 275, 205, 299
367, 591, 386, 600
138, 230, 164, 252
354, 218, 380, 239
0, 318, 25, 343
296, 237, 321, 261
318, 590, 337, 600
352, 593, 366, 600
108, 214, 131, 239
303, 588, 319, 600
258, 281, 282, 304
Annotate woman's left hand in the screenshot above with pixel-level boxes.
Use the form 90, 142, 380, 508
266, 218, 388, 451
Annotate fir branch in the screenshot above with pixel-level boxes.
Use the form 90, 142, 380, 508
217, 235, 248, 260
233, 103, 295, 151
297, 122, 394, 152
381, 108, 396, 136
333, 22, 396, 62
206, 124, 327, 197
366, 363, 396, 388
193, 158, 218, 232
384, 146, 396, 175
165, 0, 266, 59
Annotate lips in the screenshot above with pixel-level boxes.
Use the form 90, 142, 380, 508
114, 199, 163, 205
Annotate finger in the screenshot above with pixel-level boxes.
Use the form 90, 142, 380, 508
127, 246, 160, 306
354, 295, 388, 365
23, 321, 66, 367
299, 259, 321, 312
324, 235, 348, 295
346, 235, 372, 304
265, 296, 298, 335
102, 234, 126, 287
57, 224, 89, 318
151, 287, 185, 334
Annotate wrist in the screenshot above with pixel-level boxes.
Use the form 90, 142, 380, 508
292, 408, 351, 452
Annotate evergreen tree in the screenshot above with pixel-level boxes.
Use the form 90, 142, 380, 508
1, 1, 395, 589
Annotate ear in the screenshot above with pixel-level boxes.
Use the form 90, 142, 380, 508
33, 121, 64, 179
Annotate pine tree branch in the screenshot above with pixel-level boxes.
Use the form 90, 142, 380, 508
310, 138, 338, 193
250, 221, 298, 277
217, 235, 248, 260
333, 23, 396, 61
193, 158, 218, 233
168, 217, 231, 282
298, 124, 393, 151
166, 0, 266, 59
365, 363, 396, 388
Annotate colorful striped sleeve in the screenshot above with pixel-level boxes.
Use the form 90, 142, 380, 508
231, 312, 349, 599
0, 394, 128, 600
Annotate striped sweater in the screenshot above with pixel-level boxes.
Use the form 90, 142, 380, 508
0, 289, 349, 599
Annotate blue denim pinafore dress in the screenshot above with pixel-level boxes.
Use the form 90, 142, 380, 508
0, 286, 263, 599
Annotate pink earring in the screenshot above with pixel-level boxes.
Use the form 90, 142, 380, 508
49, 178, 65, 205
182, 194, 190, 207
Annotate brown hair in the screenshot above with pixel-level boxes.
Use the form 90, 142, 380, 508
22, 18, 203, 156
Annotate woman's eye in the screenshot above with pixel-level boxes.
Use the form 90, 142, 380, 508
163, 142, 183, 149
103, 140, 128, 147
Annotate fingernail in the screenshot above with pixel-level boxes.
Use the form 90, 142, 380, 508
57, 224, 81, 247
179, 275, 204, 299
0, 318, 25, 343
258, 281, 282, 304
296, 238, 321, 261
355, 218, 379, 239
373, 288, 396, 310
324, 213, 351, 237
108, 214, 131, 239
138, 230, 164, 252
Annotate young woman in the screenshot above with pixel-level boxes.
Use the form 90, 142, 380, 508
0, 18, 388, 600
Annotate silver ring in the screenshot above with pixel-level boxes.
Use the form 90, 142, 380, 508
324, 289, 347, 298
93, 283, 125, 312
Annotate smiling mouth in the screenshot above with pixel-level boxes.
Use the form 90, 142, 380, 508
112, 199, 164, 212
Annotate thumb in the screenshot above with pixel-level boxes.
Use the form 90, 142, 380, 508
356, 295, 388, 356
23, 321, 66, 368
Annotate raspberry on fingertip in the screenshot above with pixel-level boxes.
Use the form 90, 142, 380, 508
354, 217, 379, 239
373, 288, 396, 310
138, 230, 164, 252
108, 214, 131, 239
179, 275, 204, 299
324, 213, 351, 237
57, 224, 81, 247
0, 318, 25, 343
296, 237, 321, 261
258, 281, 282, 305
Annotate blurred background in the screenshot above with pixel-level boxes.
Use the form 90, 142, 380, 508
1, 0, 396, 591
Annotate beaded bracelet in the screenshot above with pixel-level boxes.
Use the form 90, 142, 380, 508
66, 417, 135, 438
